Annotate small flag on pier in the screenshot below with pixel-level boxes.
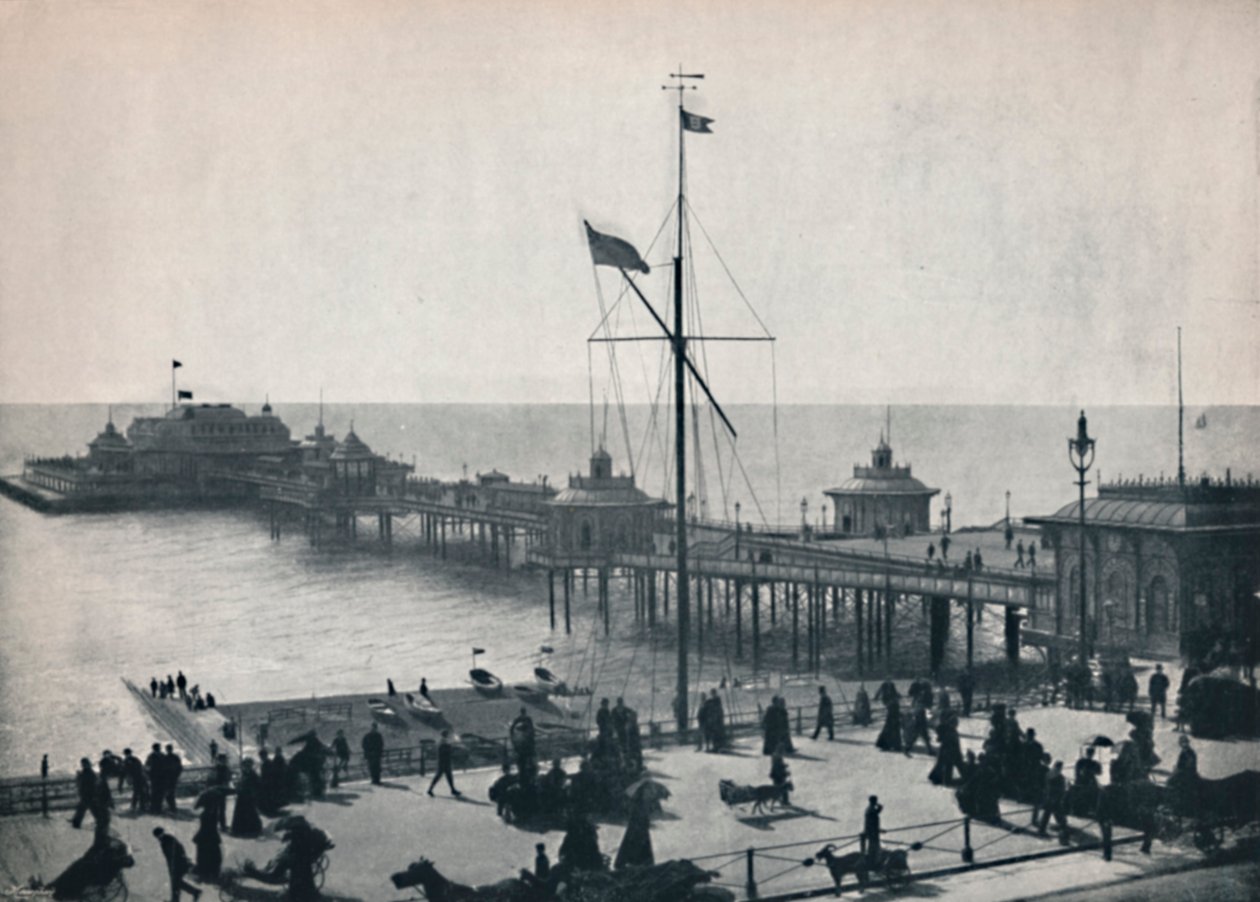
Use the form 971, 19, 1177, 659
680, 109, 714, 133
178, 390, 193, 400
584, 220, 650, 274
172, 359, 183, 369
472, 647, 486, 655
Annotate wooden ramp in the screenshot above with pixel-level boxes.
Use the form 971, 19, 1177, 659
122, 678, 237, 767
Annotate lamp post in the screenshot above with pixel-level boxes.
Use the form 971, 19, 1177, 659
944, 492, 953, 535
800, 497, 809, 541
1005, 490, 1011, 524
1068, 410, 1096, 664
734, 501, 741, 559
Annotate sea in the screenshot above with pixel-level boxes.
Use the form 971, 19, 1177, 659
0, 402, 1255, 779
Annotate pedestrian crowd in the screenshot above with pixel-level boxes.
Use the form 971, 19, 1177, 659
149, 671, 218, 713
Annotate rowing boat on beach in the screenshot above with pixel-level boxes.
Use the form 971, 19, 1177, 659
404, 692, 442, 720
469, 668, 503, 695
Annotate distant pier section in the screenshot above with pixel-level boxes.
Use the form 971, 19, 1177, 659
5, 405, 1256, 671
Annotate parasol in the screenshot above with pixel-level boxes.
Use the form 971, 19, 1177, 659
625, 777, 671, 802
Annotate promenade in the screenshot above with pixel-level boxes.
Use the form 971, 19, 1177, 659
2, 700, 1254, 901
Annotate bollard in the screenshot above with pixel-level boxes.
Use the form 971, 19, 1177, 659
745, 848, 758, 898
796, 707, 803, 735
962, 815, 974, 864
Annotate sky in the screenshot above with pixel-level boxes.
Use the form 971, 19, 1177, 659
0, 0, 1257, 406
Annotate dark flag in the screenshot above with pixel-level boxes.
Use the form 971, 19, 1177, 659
680, 109, 714, 134
584, 221, 650, 274
472, 647, 486, 655
172, 360, 183, 369
177, 390, 193, 400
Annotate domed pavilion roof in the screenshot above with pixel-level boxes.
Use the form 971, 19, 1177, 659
330, 429, 375, 461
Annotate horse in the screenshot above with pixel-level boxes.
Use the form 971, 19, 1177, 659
813, 844, 912, 894
389, 858, 538, 902
718, 779, 794, 815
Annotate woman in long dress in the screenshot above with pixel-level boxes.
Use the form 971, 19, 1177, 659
230, 757, 264, 837
614, 793, 654, 870
192, 790, 223, 881
875, 698, 904, 752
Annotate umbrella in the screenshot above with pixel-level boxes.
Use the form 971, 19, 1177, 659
287, 729, 322, 746
194, 786, 230, 809
1089, 735, 1115, 747
625, 777, 671, 802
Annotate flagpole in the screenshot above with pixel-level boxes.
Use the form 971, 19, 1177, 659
669, 65, 697, 735
171, 364, 176, 411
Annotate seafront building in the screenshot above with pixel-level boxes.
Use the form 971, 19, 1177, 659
1027, 475, 1260, 659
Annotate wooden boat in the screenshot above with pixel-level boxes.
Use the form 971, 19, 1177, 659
367, 698, 403, 722
403, 692, 442, 720
533, 666, 569, 696
468, 668, 503, 695
513, 682, 546, 701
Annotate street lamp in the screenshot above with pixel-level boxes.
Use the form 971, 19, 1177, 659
1005, 490, 1011, 524
944, 492, 953, 535
1068, 410, 1096, 664
800, 497, 809, 540
734, 501, 741, 559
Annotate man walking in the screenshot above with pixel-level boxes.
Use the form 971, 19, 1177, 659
1148, 664, 1170, 720
427, 729, 461, 797
69, 758, 97, 829
862, 796, 884, 866
146, 743, 166, 814
361, 723, 384, 785
957, 668, 975, 717
153, 827, 201, 900
1036, 761, 1070, 846
164, 744, 183, 813
812, 686, 835, 741
176, 671, 187, 701
331, 729, 351, 788
210, 754, 231, 830
122, 748, 149, 813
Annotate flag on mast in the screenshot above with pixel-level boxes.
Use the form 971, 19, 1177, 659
172, 359, 183, 369
680, 109, 714, 133
178, 390, 193, 400
584, 221, 650, 274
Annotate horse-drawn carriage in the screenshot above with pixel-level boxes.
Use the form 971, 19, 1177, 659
390, 857, 733, 902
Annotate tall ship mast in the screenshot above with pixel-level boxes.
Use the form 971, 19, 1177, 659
584, 70, 755, 732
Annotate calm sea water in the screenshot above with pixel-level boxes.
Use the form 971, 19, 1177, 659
0, 403, 1255, 778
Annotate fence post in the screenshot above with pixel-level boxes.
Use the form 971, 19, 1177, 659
745, 848, 758, 898
962, 815, 974, 863
796, 707, 803, 735
420, 744, 427, 777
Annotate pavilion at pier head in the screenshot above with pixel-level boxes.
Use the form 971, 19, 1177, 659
1026, 473, 1260, 661
824, 431, 939, 538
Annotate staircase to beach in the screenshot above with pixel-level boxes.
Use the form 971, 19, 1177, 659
122, 678, 239, 767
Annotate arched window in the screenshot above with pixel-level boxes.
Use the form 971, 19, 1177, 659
1104, 570, 1129, 627
1147, 576, 1171, 634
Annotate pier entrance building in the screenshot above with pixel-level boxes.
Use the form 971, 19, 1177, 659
1027, 475, 1260, 659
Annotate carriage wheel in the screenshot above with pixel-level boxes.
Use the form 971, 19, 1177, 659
83, 875, 128, 902
1193, 825, 1222, 855
314, 854, 329, 890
